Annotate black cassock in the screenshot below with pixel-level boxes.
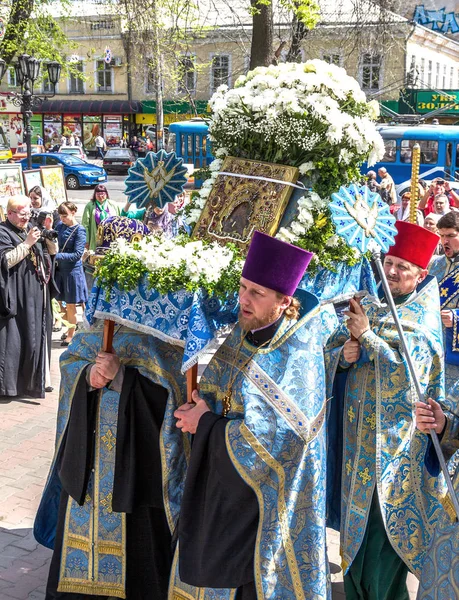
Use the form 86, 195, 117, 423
45, 366, 173, 600
0, 220, 55, 398
178, 324, 280, 600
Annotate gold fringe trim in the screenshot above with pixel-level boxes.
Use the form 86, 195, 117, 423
66, 537, 90, 552
98, 541, 123, 556
58, 580, 126, 599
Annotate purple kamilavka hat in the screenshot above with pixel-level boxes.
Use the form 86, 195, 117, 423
241, 231, 314, 296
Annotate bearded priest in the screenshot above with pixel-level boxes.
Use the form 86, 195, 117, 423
172, 231, 330, 600
326, 221, 448, 600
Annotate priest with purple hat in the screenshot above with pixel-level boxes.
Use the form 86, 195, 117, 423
172, 231, 330, 599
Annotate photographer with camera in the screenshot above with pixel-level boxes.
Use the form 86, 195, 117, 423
0, 196, 58, 398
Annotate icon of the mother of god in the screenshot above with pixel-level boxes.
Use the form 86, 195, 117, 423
221, 201, 253, 238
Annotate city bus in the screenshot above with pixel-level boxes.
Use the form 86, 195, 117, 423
168, 119, 213, 170
366, 124, 459, 196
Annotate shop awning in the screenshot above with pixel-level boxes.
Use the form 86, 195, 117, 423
37, 99, 142, 114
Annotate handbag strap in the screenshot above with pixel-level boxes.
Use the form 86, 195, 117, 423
60, 224, 79, 253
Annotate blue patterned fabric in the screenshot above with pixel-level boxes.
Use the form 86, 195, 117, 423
170, 289, 331, 600
429, 255, 459, 394
300, 258, 377, 304
33, 325, 188, 598
86, 280, 239, 372
325, 277, 448, 577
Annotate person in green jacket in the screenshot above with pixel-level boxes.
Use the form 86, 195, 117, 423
81, 184, 120, 251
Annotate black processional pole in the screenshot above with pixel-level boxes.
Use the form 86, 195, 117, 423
372, 250, 459, 521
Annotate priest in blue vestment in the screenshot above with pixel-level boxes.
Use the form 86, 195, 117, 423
326, 222, 448, 600
171, 231, 330, 600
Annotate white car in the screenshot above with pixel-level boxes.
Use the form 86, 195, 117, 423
58, 146, 88, 161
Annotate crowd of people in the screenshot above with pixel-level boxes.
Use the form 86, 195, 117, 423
0, 178, 191, 399
28, 215, 459, 600
2, 170, 459, 598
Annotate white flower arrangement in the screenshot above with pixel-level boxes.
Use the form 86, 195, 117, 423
96, 234, 243, 298
208, 59, 384, 198
276, 191, 328, 244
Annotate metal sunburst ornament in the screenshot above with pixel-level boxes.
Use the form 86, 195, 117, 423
124, 150, 188, 209
329, 184, 397, 254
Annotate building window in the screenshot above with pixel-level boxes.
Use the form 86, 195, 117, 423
435, 62, 440, 88
450, 66, 454, 89
177, 55, 196, 94
420, 58, 425, 88
90, 19, 115, 30
361, 53, 381, 90
322, 53, 341, 66
211, 54, 231, 93
427, 60, 432, 86
443, 64, 447, 88
69, 61, 84, 94
145, 61, 156, 94
96, 60, 112, 92
7, 67, 16, 87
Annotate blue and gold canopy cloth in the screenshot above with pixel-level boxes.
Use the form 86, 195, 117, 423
325, 276, 448, 577
86, 280, 239, 373
33, 325, 188, 599
170, 289, 331, 600
429, 254, 459, 394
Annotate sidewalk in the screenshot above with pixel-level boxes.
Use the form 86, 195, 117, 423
0, 331, 419, 599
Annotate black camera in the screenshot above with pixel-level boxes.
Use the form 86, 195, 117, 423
31, 210, 58, 241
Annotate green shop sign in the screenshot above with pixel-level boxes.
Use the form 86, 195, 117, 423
415, 91, 459, 114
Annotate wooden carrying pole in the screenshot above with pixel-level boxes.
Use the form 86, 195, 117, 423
102, 319, 115, 353
409, 143, 421, 224
186, 363, 198, 403
102, 318, 197, 403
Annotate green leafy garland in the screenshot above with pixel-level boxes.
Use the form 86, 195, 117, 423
94, 238, 243, 300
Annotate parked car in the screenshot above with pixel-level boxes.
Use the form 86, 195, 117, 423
20, 153, 107, 189
58, 146, 88, 161
12, 144, 46, 162
103, 148, 136, 173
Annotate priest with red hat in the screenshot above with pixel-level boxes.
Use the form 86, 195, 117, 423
171, 231, 330, 599
326, 221, 448, 600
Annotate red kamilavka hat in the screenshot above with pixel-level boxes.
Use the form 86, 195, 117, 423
386, 221, 439, 269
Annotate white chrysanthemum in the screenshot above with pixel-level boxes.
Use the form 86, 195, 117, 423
299, 162, 314, 175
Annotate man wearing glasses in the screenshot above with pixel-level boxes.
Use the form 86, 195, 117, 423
0, 196, 58, 398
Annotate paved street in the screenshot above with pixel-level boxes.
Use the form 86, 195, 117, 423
0, 323, 420, 599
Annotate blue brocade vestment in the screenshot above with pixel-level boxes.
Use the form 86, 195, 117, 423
326, 277, 448, 577
170, 289, 331, 600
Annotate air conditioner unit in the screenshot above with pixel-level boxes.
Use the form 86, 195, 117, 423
110, 57, 123, 67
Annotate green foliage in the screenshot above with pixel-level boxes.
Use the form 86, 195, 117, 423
280, 0, 320, 28
293, 208, 359, 273
94, 238, 243, 300
0, 0, 75, 69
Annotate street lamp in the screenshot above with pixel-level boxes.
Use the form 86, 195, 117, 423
0, 55, 61, 169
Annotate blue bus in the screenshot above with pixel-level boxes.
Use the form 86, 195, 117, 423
367, 124, 459, 196
169, 120, 459, 197
168, 119, 213, 170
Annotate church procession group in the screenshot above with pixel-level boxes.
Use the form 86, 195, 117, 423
3, 60, 459, 600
